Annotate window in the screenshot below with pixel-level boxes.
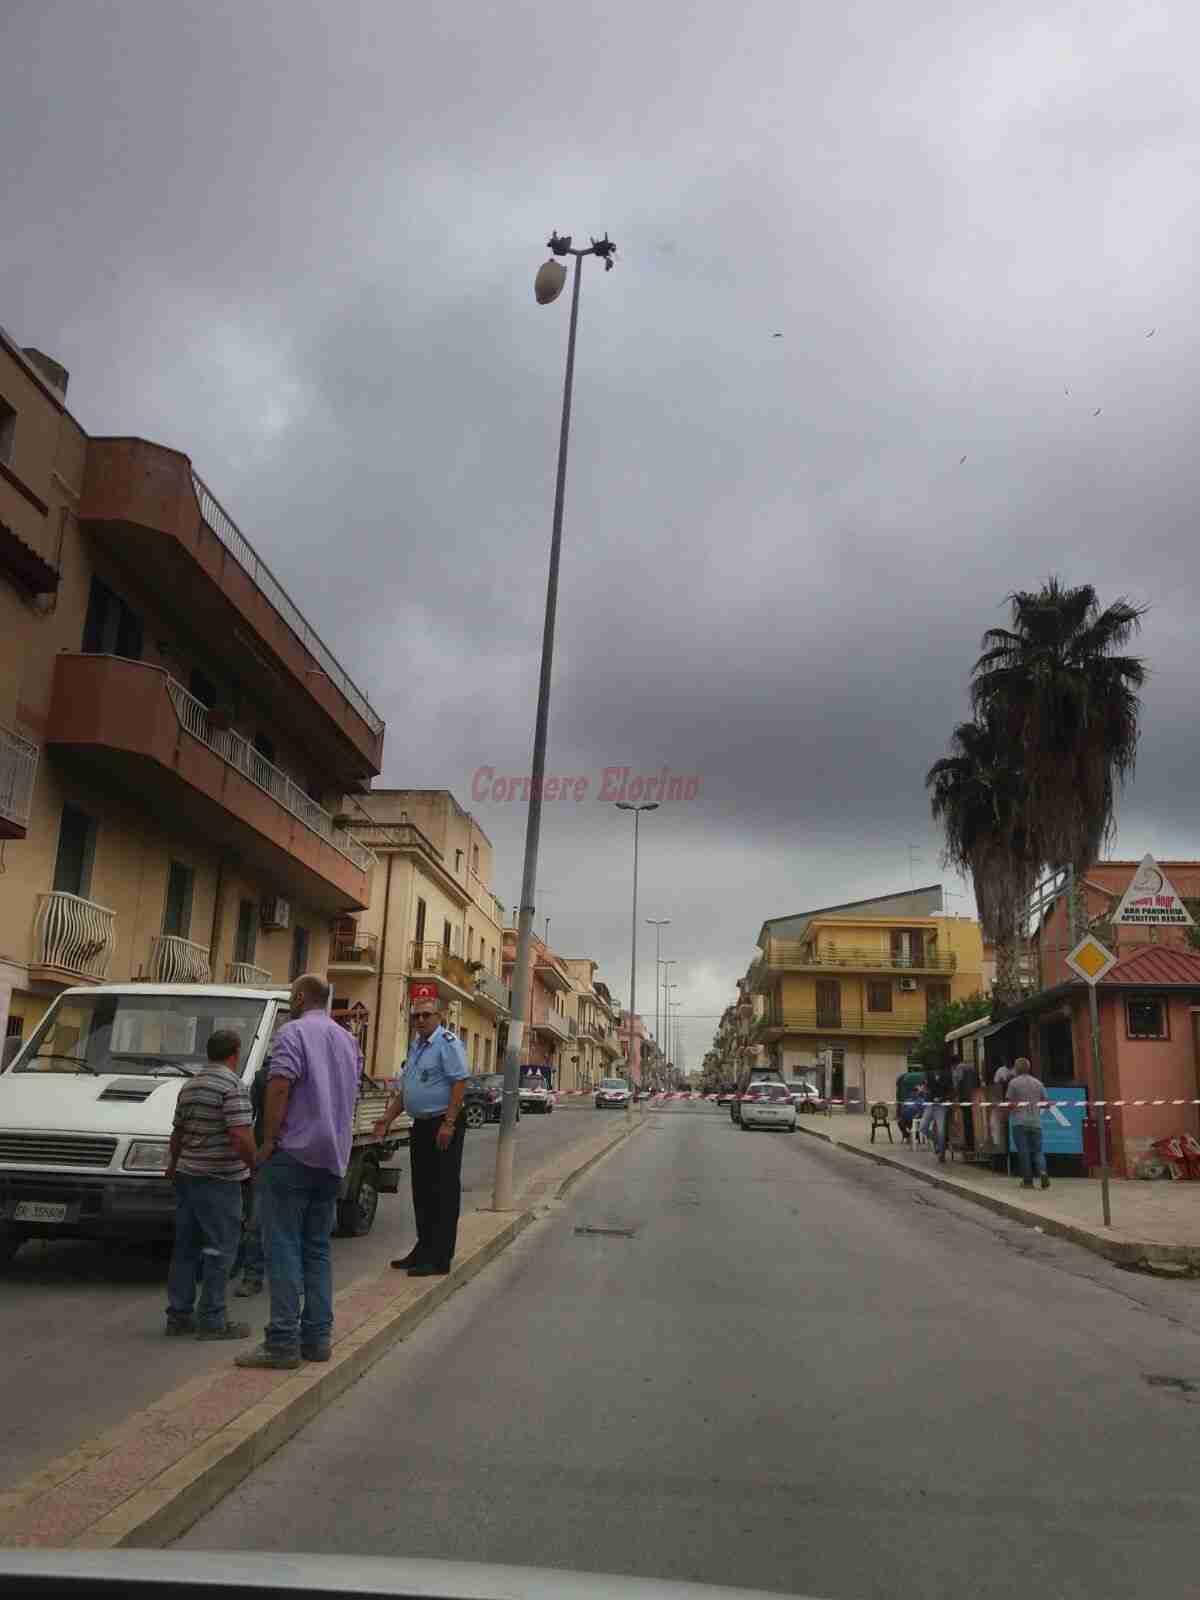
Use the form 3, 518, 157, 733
253, 732, 275, 765
290, 924, 311, 981
472, 1034, 480, 1068
467, 928, 475, 961
414, 897, 427, 949
53, 804, 97, 898
867, 980, 892, 1013
1126, 997, 1168, 1040
926, 982, 951, 1018
455, 849, 463, 873
189, 668, 217, 709
0, 397, 15, 465
472, 844, 480, 875
815, 979, 841, 1029
234, 899, 258, 966
162, 861, 195, 939
82, 576, 143, 660
484, 1037, 492, 1070
443, 919, 453, 952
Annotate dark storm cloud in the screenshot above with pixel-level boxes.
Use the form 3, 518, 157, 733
4, 0, 1199, 1064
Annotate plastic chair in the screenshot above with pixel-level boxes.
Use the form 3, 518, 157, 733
869, 1102, 893, 1144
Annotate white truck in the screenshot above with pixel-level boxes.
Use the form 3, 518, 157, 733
0, 982, 409, 1267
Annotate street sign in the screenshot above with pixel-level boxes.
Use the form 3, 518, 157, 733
1065, 934, 1118, 986
408, 980, 438, 1004
1112, 854, 1195, 927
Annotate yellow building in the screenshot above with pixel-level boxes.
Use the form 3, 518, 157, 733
749, 885, 985, 1107
0, 326, 383, 1058
561, 960, 623, 1091
331, 790, 509, 1082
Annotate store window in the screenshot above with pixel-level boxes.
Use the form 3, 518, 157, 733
1126, 997, 1168, 1040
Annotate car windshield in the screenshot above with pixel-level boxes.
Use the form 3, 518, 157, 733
10, 993, 270, 1076
757, 1086, 792, 1101
600, 1079, 626, 1091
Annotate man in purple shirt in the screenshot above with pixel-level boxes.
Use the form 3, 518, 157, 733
237, 973, 362, 1370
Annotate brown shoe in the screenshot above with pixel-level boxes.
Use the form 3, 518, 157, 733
195, 1320, 252, 1340
235, 1344, 301, 1370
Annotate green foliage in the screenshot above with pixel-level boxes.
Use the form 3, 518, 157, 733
911, 993, 991, 1071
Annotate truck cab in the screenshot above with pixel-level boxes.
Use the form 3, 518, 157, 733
0, 982, 403, 1265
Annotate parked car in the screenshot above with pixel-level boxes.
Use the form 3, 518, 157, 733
730, 1068, 786, 1125
740, 1082, 798, 1132
595, 1077, 631, 1110
787, 1081, 825, 1114
518, 1070, 555, 1114
463, 1073, 509, 1129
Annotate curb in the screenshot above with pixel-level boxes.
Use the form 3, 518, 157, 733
0, 1114, 645, 1553
794, 1121, 1200, 1269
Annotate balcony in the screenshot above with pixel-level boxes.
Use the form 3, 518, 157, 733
473, 969, 511, 1012
79, 438, 384, 784
568, 1017, 579, 1038
226, 961, 273, 986
46, 654, 372, 912
32, 892, 117, 986
534, 958, 572, 994
329, 930, 379, 973
754, 1010, 925, 1040
0, 724, 38, 839
755, 939, 957, 979
411, 942, 478, 1001
532, 1011, 570, 1042
149, 936, 212, 983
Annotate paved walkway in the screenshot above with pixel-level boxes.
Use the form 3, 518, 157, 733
800, 1110, 1200, 1262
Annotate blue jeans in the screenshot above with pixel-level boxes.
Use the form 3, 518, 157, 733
166, 1174, 243, 1331
258, 1150, 340, 1353
1013, 1123, 1046, 1181
921, 1103, 947, 1152
233, 1180, 264, 1282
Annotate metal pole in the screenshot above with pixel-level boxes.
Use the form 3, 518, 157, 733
493, 251, 585, 1212
627, 810, 640, 1122
1088, 982, 1112, 1227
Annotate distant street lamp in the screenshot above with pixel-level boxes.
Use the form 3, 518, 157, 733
646, 918, 670, 1091
616, 801, 658, 1117
493, 231, 618, 1213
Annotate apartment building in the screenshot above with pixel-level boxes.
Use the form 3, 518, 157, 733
561, 959, 623, 1091
501, 928, 572, 1082
332, 790, 509, 1081
748, 885, 985, 1106
0, 328, 383, 1056
618, 1011, 649, 1084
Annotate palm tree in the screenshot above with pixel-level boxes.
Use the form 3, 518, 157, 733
927, 714, 1033, 1007
970, 579, 1146, 941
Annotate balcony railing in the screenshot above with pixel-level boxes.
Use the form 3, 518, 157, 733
411, 942, 475, 991
34, 892, 117, 982
330, 931, 379, 966
474, 970, 510, 1009
568, 1017, 579, 1037
191, 470, 383, 737
0, 724, 38, 834
150, 935, 212, 983
533, 1010, 570, 1041
226, 961, 273, 986
757, 1011, 925, 1038
165, 678, 373, 871
762, 939, 957, 973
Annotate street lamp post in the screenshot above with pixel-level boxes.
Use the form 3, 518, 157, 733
660, 963, 676, 1077
663, 979, 679, 1079
493, 231, 617, 1213
646, 918, 670, 1092
616, 801, 658, 1119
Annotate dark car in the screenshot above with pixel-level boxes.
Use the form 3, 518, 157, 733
463, 1073, 519, 1129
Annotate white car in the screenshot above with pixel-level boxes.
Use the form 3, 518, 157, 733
595, 1077, 631, 1110
518, 1073, 555, 1114
740, 1082, 797, 1131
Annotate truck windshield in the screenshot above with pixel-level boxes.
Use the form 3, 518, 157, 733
10, 993, 270, 1076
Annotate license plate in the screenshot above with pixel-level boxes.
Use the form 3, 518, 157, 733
14, 1200, 69, 1223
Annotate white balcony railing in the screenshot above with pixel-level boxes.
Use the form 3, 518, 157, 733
150, 935, 212, 983
534, 1010, 570, 1041
0, 725, 39, 832
34, 892, 117, 981
191, 471, 383, 737
164, 678, 373, 872
226, 961, 273, 986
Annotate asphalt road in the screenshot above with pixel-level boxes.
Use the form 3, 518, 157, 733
180, 1101, 1200, 1599
0, 1102, 606, 1490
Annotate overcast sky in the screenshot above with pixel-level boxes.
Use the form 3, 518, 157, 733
5, 0, 1199, 1069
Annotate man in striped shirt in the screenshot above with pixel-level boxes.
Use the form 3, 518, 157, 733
164, 1029, 258, 1339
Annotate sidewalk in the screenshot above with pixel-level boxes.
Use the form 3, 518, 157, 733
798, 1111, 1200, 1268
0, 1112, 647, 1552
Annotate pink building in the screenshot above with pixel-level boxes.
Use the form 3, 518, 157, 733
618, 1011, 648, 1085
501, 928, 572, 1082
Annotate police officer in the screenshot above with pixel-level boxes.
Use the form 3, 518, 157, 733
374, 998, 468, 1276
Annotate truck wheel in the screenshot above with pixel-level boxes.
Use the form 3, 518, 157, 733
465, 1104, 486, 1129
336, 1156, 380, 1237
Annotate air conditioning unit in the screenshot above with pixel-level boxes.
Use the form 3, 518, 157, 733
898, 977, 919, 992
261, 897, 291, 931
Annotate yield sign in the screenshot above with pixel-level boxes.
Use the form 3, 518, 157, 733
1113, 854, 1195, 927
1066, 934, 1118, 987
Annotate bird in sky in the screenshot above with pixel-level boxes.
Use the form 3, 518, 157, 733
1064, 385, 1070, 395
771, 332, 783, 338
959, 455, 967, 465
1146, 328, 1157, 338
1092, 407, 1103, 416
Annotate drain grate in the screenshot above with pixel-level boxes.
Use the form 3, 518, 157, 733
574, 1225, 638, 1238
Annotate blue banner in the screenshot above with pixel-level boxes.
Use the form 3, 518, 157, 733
1009, 1085, 1087, 1156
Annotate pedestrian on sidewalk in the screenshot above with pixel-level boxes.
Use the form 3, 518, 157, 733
924, 1058, 954, 1163
895, 1064, 926, 1144
231, 1054, 270, 1298
989, 1060, 1015, 1168
1006, 1057, 1050, 1190
164, 1029, 256, 1341
374, 997, 468, 1277
237, 974, 362, 1372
